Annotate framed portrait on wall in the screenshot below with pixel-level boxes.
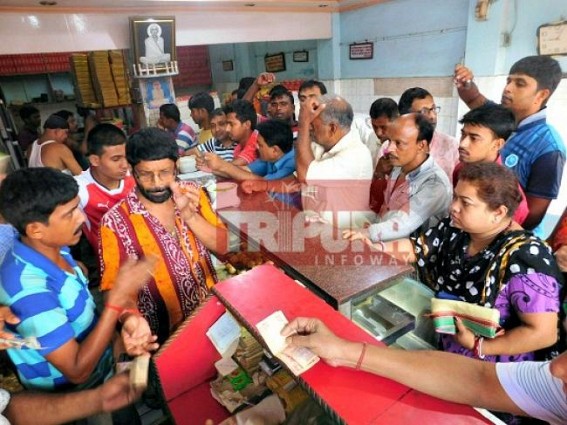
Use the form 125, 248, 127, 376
139, 77, 175, 110
130, 16, 176, 70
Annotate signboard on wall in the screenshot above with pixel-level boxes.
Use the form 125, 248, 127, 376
349, 42, 373, 60
264, 52, 286, 73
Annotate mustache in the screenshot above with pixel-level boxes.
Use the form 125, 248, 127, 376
146, 187, 170, 193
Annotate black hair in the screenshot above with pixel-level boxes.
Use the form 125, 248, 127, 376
19, 105, 39, 121
43, 114, 69, 130
235, 88, 247, 99
406, 113, 434, 145
210, 108, 225, 119
509, 56, 562, 105
87, 123, 127, 156
0, 168, 78, 235
188, 92, 214, 114
369, 98, 399, 120
269, 86, 294, 104
127, 127, 179, 167
223, 100, 257, 130
459, 162, 521, 217
159, 103, 181, 123
238, 77, 256, 91
459, 104, 516, 140
256, 120, 293, 154
299, 80, 327, 96
54, 110, 74, 121
398, 87, 433, 115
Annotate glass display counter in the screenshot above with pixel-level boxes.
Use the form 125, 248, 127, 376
350, 277, 437, 350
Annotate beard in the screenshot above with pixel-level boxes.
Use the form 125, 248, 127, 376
138, 184, 172, 203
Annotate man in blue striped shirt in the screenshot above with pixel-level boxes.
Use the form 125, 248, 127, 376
0, 168, 157, 391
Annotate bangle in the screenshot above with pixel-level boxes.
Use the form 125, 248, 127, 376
105, 303, 141, 324
355, 342, 367, 370
473, 336, 486, 360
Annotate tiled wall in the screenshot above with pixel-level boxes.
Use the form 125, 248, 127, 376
323, 75, 567, 236
323, 77, 460, 138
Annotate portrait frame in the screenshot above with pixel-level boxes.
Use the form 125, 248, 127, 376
139, 77, 175, 110
264, 52, 286, 73
130, 16, 176, 72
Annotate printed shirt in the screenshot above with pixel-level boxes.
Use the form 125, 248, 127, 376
368, 155, 452, 242
0, 241, 108, 390
171, 122, 197, 153
233, 131, 259, 164
75, 170, 135, 249
411, 218, 562, 362
99, 182, 225, 344
248, 148, 296, 180
197, 138, 237, 162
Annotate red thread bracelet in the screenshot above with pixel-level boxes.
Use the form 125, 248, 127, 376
356, 342, 367, 370
105, 304, 141, 323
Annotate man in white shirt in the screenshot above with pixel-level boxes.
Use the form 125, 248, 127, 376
295, 95, 374, 228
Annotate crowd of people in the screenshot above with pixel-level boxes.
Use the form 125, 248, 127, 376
0, 53, 566, 424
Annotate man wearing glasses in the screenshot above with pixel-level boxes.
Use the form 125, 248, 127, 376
398, 87, 459, 182
98, 128, 228, 344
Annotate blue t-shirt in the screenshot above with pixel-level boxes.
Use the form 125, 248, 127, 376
0, 239, 109, 390
248, 148, 295, 180
0, 224, 17, 265
500, 108, 565, 199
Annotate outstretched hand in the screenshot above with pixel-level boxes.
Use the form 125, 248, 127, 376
281, 317, 351, 367
121, 314, 159, 356
240, 179, 268, 194
99, 370, 146, 413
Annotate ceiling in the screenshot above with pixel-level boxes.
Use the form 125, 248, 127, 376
0, 0, 387, 13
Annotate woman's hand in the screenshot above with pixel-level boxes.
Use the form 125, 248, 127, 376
453, 317, 476, 350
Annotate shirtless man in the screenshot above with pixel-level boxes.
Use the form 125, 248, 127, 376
27, 114, 82, 176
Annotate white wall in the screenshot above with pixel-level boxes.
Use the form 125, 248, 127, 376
0, 11, 332, 54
